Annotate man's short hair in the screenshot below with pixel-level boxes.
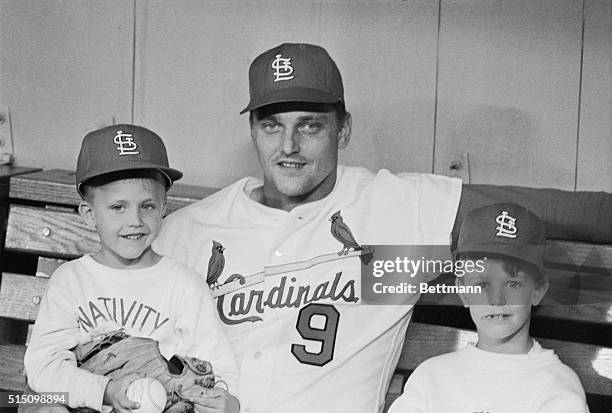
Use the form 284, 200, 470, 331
249, 101, 348, 125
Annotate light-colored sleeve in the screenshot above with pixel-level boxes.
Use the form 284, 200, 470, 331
386, 367, 429, 413
409, 173, 463, 244
172, 268, 240, 395
23, 268, 110, 410
396, 173, 462, 284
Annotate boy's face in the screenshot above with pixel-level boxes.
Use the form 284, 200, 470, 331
79, 178, 166, 269
457, 258, 548, 351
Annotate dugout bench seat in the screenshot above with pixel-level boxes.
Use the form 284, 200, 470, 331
0, 169, 610, 412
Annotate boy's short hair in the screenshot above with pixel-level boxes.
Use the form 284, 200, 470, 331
76, 124, 182, 198
453, 202, 547, 283
80, 169, 169, 201
458, 252, 546, 286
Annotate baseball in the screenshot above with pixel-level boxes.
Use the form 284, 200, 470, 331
126, 377, 167, 413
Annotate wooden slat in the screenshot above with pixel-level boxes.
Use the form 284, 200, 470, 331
533, 303, 612, 325
383, 373, 405, 412
9, 169, 218, 213
541, 270, 612, 311
0, 343, 26, 391
399, 322, 612, 396
166, 184, 219, 215
418, 240, 612, 324
544, 240, 612, 273
386, 373, 404, 397
5, 205, 99, 258
0, 273, 48, 321
0, 167, 42, 275
26, 324, 34, 347
0, 166, 42, 181
36, 257, 66, 277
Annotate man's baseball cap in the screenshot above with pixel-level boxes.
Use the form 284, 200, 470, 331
240, 43, 344, 114
453, 203, 546, 269
76, 124, 183, 197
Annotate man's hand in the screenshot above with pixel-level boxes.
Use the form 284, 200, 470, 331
189, 387, 240, 413
102, 373, 143, 413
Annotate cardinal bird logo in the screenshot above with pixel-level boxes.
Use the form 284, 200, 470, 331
329, 211, 373, 265
206, 240, 226, 288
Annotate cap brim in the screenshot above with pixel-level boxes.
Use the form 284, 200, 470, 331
240, 87, 342, 114
77, 161, 183, 196
453, 242, 545, 269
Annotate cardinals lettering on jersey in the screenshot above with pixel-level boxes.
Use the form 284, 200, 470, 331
208, 211, 377, 325
216, 271, 358, 325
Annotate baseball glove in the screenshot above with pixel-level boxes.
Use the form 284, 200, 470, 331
72, 330, 216, 413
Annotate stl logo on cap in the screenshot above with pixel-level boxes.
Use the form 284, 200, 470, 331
271, 54, 295, 82
113, 130, 139, 156
495, 211, 518, 238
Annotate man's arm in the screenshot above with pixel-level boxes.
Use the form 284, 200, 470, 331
453, 185, 612, 249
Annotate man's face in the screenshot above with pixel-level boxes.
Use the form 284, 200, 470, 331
250, 104, 351, 209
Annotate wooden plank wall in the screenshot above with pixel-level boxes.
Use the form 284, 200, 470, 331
0, 0, 610, 191
576, 0, 612, 191
134, 0, 441, 185
433, 0, 582, 190
0, 0, 133, 170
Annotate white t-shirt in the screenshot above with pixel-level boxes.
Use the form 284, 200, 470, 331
154, 165, 462, 413
388, 341, 589, 413
24, 255, 238, 411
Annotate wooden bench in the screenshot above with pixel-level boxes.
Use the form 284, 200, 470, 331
1, 169, 610, 412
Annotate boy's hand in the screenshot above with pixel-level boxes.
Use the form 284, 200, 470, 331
189, 387, 240, 413
102, 373, 143, 413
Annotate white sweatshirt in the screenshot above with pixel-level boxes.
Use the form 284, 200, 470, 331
24, 255, 238, 411
388, 341, 589, 413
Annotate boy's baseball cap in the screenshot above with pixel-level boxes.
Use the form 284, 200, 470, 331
240, 43, 344, 114
453, 203, 546, 269
76, 124, 183, 196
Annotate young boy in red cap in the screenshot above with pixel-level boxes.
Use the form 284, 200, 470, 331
24, 125, 239, 413
388, 203, 588, 413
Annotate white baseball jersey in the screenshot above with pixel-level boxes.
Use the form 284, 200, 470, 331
387, 341, 589, 413
154, 165, 461, 413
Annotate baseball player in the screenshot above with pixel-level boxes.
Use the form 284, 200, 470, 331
24, 125, 239, 413
154, 43, 612, 413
